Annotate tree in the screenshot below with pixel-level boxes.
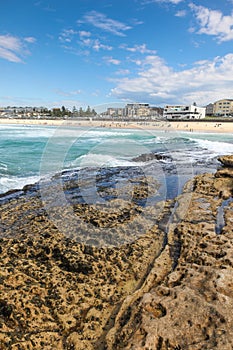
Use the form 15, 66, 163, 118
85, 105, 92, 116
91, 108, 97, 116
79, 107, 84, 117
52, 108, 62, 118
72, 106, 77, 113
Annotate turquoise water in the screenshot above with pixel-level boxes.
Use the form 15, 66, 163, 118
1, 123, 233, 195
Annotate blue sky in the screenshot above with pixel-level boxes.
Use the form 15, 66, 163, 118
1, 0, 233, 111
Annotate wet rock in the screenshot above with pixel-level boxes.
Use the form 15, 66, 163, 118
132, 152, 170, 162
215, 168, 233, 178
218, 155, 233, 167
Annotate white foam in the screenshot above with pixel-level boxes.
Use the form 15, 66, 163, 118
0, 124, 55, 139
0, 175, 40, 194
193, 139, 233, 156
70, 153, 144, 168
78, 130, 133, 139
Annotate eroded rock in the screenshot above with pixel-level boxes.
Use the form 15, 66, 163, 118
1, 155, 233, 349
218, 155, 233, 167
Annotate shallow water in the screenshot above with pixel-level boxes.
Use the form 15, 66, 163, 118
1, 124, 233, 196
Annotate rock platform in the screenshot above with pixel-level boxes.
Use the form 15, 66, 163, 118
0, 157, 233, 349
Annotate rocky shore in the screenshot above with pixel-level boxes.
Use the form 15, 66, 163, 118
1, 156, 233, 349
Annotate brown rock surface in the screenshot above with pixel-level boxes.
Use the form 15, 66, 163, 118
1, 159, 233, 349
218, 155, 233, 167
105, 166, 233, 350
0, 182, 166, 349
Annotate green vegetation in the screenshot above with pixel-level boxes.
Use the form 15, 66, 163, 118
51, 105, 97, 119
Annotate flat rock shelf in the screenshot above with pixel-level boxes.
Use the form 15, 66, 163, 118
1, 156, 233, 349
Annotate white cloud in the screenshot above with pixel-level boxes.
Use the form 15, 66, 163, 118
120, 43, 156, 54
104, 56, 121, 65
0, 34, 35, 63
80, 36, 112, 51
92, 39, 112, 51
79, 31, 91, 38
130, 19, 144, 26
0, 47, 21, 63
60, 29, 112, 53
82, 38, 92, 46
175, 10, 187, 17
0, 35, 21, 53
115, 69, 130, 75
142, 0, 183, 4
78, 11, 131, 36
24, 37, 37, 43
59, 29, 78, 43
190, 3, 233, 42
111, 54, 233, 106
78, 30, 113, 51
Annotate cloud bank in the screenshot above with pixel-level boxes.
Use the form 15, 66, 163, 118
190, 3, 233, 42
111, 53, 233, 106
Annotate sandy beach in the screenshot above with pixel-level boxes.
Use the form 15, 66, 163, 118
1, 117, 233, 133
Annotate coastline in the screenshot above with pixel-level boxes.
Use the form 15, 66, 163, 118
1, 117, 233, 133
1, 115, 233, 348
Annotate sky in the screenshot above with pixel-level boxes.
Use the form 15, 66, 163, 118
1, 0, 233, 111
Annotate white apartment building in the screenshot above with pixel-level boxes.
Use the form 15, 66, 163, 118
163, 104, 206, 120
213, 99, 233, 116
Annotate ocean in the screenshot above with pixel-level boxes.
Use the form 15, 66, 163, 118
1, 123, 233, 201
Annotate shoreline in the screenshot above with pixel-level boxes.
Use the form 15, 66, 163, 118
1, 117, 233, 133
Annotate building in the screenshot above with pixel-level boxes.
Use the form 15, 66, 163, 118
103, 103, 159, 118
163, 104, 206, 120
125, 103, 150, 117
205, 103, 214, 116
213, 99, 233, 117
101, 103, 163, 119
106, 107, 125, 117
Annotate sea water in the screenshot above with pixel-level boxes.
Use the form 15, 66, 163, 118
1, 123, 233, 198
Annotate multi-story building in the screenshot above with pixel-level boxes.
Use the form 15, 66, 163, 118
125, 103, 150, 117
213, 99, 233, 116
163, 104, 206, 120
104, 103, 155, 118
107, 108, 125, 117
205, 103, 214, 116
